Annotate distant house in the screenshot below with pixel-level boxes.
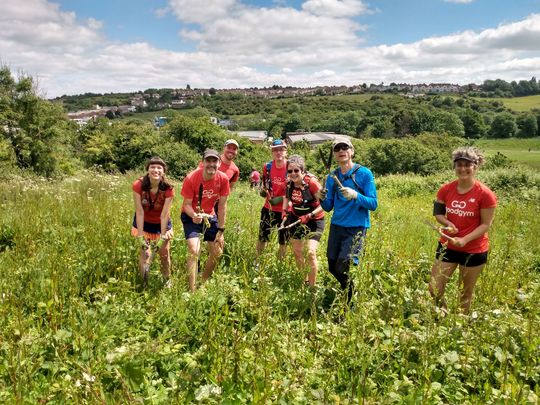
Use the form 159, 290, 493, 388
130, 99, 147, 108
171, 99, 186, 108
285, 132, 351, 148
232, 130, 267, 144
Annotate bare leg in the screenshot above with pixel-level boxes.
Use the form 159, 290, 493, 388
202, 240, 224, 282
458, 264, 485, 314
278, 244, 287, 261
306, 239, 319, 287
256, 240, 267, 257
139, 245, 151, 278
429, 260, 458, 312
159, 240, 171, 278
290, 239, 306, 279
186, 238, 200, 292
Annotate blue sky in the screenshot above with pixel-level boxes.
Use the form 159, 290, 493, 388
1, 0, 539, 97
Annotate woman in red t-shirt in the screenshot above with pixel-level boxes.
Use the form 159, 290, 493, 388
132, 156, 174, 285
429, 147, 497, 314
282, 155, 325, 287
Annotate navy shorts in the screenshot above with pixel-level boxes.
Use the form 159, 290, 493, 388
436, 242, 488, 267
283, 215, 325, 242
132, 216, 172, 234
181, 212, 219, 242
258, 207, 287, 245
327, 223, 367, 264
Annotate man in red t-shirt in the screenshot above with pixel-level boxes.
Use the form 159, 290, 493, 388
256, 139, 288, 261
197, 139, 240, 187
220, 139, 240, 189
181, 149, 230, 292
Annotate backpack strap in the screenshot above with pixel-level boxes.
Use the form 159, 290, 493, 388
333, 164, 364, 195
263, 161, 273, 192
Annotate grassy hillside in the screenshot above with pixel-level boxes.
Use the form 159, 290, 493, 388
0, 170, 539, 402
472, 94, 540, 112
476, 138, 540, 170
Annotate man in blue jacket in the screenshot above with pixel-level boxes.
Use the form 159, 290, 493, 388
317, 138, 378, 303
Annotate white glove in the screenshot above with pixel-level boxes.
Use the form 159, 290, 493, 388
339, 187, 358, 201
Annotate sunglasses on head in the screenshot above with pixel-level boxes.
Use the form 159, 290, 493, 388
287, 168, 301, 174
333, 144, 350, 152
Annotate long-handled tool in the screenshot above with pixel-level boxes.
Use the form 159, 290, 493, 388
278, 218, 301, 231
319, 147, 344, 190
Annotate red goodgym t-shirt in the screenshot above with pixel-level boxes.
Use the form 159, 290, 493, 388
132, 179, 174, 224
263, 161, 288, 212
181, 168, 230, 215
437, 180, 497, 253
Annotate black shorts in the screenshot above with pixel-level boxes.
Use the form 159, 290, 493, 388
132, 215, 172, 234
283, 215, 325, 242
258, 207, 286, 245
435, 242, 488, 267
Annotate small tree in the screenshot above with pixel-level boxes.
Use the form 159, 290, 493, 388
0, 66, 77, 176
489, 113, 517, 138
516, 113, 538, 138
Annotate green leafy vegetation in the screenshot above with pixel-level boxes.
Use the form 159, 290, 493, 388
0, 171, 538, 402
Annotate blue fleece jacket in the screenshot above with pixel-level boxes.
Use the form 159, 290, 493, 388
320, 163, 378, 228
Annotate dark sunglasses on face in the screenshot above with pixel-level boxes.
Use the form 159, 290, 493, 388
287, 168, 301, 173
333, 144, 350, 152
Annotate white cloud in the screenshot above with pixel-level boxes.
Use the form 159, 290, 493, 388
302, 0, 369, 18
182, 7, 363, 54
0, 0, 538, 97
168, 0, 238, 24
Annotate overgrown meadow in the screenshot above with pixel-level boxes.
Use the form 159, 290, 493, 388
0, 168, 539, 403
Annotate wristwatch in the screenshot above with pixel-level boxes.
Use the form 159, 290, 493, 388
217, 227, 225, 233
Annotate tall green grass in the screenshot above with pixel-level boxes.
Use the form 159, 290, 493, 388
0, 171, 538, 403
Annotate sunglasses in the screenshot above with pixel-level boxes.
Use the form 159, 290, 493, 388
287, 168, 301, 174
333, 144, 350, 152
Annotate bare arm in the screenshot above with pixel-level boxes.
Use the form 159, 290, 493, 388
217, 196, 228, 229
451, 207, 496, 248
434, 199, 458, 232
133, 191, 145, 237
182, 198, 203, 224
160, 196, 174, 238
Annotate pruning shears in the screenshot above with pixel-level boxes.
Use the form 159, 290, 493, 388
423, 220, 457, 243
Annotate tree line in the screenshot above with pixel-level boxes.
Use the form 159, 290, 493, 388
1, 66, 538, 178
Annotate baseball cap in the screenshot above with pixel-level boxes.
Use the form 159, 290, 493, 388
202, 149, 220, 160
271, 139, 287, 149
332, 138, 353, 149
224, 139, 239, 148
453, 155, 477, 164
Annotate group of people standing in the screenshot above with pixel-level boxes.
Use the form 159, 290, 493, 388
132, 138, 496, 314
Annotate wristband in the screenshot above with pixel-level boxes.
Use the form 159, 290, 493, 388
217, 227, 225, 233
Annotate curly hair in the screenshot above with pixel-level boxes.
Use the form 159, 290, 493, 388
287, 154, 306, 172
452, 146, 485, 167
